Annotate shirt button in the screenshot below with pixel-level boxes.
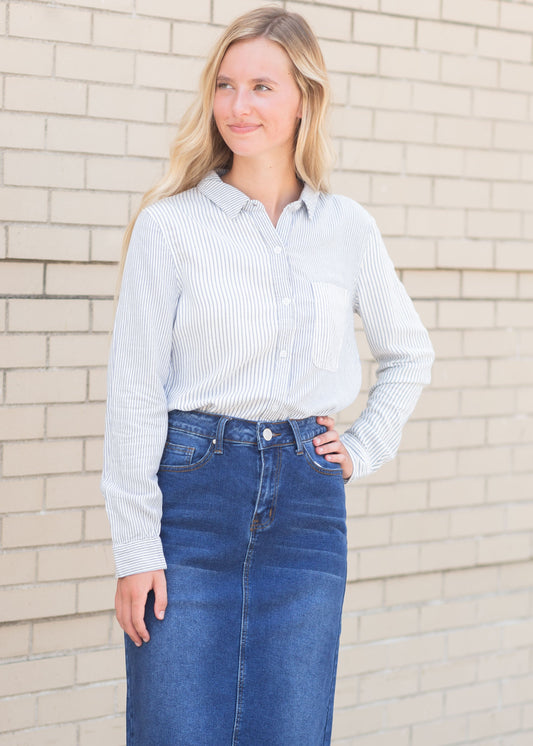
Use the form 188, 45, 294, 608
273, 246, 282, 254
263, 428, 273, 441
279, 350, 288, 358
282, 298, 291, 306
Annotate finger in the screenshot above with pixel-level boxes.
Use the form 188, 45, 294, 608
119, 599, 143, 647
153, 573, 168, 621
316, 415, 335, 429
316, 440, 344, 456
131, 596, 150, 644
313, 429, 339, 449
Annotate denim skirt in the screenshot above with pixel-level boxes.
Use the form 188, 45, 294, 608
125, 409, 348, 745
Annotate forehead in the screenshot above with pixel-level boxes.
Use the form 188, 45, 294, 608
218, 37, 293, 76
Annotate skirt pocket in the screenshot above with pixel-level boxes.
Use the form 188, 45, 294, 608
158, 427, 215, 472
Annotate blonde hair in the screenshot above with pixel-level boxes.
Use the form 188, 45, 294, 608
114, 6, 333, 299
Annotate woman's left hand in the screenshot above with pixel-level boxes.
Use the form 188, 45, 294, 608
314, 416, 353, 481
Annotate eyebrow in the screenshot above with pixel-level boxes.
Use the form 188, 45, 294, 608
216, 75, 279, 85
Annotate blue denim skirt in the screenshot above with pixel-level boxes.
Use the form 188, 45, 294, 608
125, 409, 347, 745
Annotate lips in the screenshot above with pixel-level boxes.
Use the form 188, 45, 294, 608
227, 123, 261, 133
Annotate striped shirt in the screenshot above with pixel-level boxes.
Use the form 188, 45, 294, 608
101, 170, 434, 577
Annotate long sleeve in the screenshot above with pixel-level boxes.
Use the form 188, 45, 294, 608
340, 218, 435, 484
100, 208, 181, 577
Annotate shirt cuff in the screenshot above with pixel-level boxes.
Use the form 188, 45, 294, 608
340, 432, 372, 486
112, 536, 167, 578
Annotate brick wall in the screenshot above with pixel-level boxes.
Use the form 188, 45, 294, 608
1, 1, 532, 744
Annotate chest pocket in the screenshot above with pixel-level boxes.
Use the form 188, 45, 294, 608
311, 281, 349, 372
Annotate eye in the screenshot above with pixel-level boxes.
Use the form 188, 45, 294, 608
216, 81, 232, 90
255, 84, 271, 92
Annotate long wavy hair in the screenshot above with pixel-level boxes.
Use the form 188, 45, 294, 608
113, 6, 333, 298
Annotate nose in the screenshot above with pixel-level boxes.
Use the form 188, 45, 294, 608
232, 87, 252, 117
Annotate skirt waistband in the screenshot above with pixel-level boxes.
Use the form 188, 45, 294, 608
167, 409, 327, 452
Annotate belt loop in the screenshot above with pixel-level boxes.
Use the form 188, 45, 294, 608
214, 416, 230, 454
288, 419, 304, 455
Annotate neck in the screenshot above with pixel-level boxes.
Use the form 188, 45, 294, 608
221, 155, 302, 227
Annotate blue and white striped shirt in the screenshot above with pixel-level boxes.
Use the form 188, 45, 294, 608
101, 170, 434, 577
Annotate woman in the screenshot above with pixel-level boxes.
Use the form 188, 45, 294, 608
101, 7, 434, 745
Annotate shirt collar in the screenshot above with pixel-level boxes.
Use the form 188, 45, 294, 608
196, 170, 319, 220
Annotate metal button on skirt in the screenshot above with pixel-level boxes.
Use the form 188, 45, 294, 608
125, 409, 348, 745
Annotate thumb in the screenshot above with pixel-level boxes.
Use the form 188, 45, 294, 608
153, 571, 168, 621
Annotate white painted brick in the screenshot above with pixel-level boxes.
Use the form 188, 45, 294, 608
500, 61, 533, 93
442, 0, 499, 27
474, 89, 528, 122
501, 2, 533, 32
93, 13, 170, 52
469, 705, 525, 740
0, 112, 44, 150
441, 54, 498, 89
343, 140, 403, 174
406, 208, 464, 238
381, 0, 439, 19
4, 151, 84, 189
445, 682, 500, 716
126, 122, 175, 158
170, 22, 222, 60
51, 190, 129, 228
46, 474, 103, 509
462, 271, 517, 299
465, 149, 521, 180
8, 225, 89, 262
353, 11, 415, 48
412, 716, 468, 746
450, 506, 505, 537
429, 477, 485, 509
136, 53, 204, 91
321, 40, 378, 75
373, 111, 434, 144
406, 144, 463, 177
379, 47, 439, 80
437, 240, 493, 270
436, 115, 492, 148
55, 44, 135, 85
420, 539, 477, 572
86, 156, 164, 193
349, 75, 410, 110
10, 2, 91, 43
467, 211, 521, 240
287, 2, 352, 42
386, 237, 436, 269
443, 565, 499, 598
0, 261, 43, 295
0, 187, 47, 222
88, 83, 165, 123
0, 404, 45, 440
478, 28, 532, 63
420, 658, 476, 691
430, 419, 485, 450
5, 76, 86, 116
359, 608, 418, 643
413, 82, 470, 116
418, 20, 476, 54
47, 116, 126, 156
391, 512, 448, 543
458, 446, 512, 477
3, 439, 84, 476
0, 37, 53, 76
139, 0, 210, 22
435, 179, 490, 209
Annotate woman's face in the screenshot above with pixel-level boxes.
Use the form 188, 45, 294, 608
213, 37, 302, 164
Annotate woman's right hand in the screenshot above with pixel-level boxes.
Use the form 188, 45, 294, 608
115, 569, 167, 646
